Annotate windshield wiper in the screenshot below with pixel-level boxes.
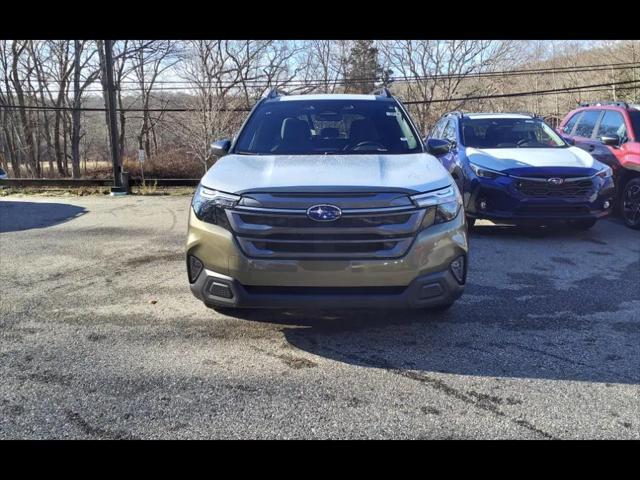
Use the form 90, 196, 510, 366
349, 148, 389, 154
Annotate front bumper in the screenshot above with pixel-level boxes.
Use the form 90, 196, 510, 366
190, 267, 464, 309
186, 208, 468, 309
463, 174, 615, 223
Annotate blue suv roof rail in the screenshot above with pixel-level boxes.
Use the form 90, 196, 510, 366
370, 87, 392, 98
465, 111, 540, 119
444, 110, 464, 118
262, 88, 288, 99
579, 101, 629, 108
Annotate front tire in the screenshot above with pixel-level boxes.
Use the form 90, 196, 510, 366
568, 219, 597, 230
621, 178, 640, 230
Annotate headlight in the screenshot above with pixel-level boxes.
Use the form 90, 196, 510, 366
410, 184, 462, 228
192, 184, 240, 228
469, 163, 506, 179
596, 166, 613, 179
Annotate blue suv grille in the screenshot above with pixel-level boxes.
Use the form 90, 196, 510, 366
515, 178, 593, 198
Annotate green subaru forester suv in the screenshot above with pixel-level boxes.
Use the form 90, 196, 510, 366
187, 88, 468, 311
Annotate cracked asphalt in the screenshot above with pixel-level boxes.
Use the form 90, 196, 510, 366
0, 195, 638, 439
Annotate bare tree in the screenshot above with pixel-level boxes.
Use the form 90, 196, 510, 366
173, 40, 246, 173
378, 40, 518, 132
0, 41, 21, 177
130, 40, 181, 159
2, 39, 637, 180
70, 40, 100, 178
295, 40, 351, 94
47, 40, 75, 177
9, 40, 40, 177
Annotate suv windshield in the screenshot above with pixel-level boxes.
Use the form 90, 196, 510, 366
462, 117, 567, 149
234, 99, 422, 155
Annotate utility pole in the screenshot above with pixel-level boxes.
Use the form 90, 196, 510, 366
104, 40, 126, 195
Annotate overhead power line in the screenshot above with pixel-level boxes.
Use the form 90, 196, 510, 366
30, 62, 640, 93
1, 60, 639, 92
0, 104, 252, 112
401, 79, 640, 105
2, 79, 638, 113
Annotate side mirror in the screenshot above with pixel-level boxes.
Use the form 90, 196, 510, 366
210, 139, 231, 157
599, 135, 620, 147
561, 135, 575, 146
426, 138, 452, 156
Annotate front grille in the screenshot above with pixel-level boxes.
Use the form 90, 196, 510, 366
238, 213, 412, 228
251, 240, 398, 254
516, 178, 594, 198
227, 199, 424, 259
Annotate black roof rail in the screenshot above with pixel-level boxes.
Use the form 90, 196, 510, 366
370, 87, 392, 98
579, 101, 629, 108
262, 87, 288, 99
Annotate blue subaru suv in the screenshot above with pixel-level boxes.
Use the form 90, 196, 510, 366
425, 112, 615, 229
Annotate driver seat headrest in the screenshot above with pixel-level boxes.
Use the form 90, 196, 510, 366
280, 118, 311, 145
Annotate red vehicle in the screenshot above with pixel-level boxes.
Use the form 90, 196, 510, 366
558, 101, 640, 229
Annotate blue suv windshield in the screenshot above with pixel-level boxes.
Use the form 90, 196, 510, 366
233, 99, 422, 155
462, 118, 567, 149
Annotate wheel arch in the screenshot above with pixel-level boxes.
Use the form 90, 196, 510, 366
619, 167, 640, 189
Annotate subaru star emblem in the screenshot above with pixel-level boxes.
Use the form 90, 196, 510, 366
548, 177, 564, 185
307, 204, 342, 222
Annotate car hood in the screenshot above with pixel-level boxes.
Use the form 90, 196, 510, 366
201, 153, 452, 194
465, 146, 606, 176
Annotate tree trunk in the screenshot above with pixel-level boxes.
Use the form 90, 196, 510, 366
71, 40, 82, 178
63, 113, 70, 174
54, 108, 66, 176
11, 42, 38, 177
2, 123, 20, 177
118, 95, 126, 161
96, 40, 113, 148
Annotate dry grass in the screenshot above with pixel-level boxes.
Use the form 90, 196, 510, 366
8, 150, 205, 180
0, 186, 112, 197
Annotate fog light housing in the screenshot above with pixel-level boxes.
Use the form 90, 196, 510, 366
187, 255, 203, 283
479, 200, 488, 210
209, 281, 233, 299
603, 200, 610, 209
450, 256, 466, 284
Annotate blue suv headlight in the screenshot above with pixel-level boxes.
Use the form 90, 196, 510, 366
469, 162, 507, 179
596, 166, 613, 179
410, 184, 462, 228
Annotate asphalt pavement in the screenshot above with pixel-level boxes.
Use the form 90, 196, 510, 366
0, 195, 638, 439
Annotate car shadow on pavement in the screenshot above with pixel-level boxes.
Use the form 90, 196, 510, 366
469, 222, 602, 239
0, 201, 87, 233
222, 255, 640, 386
